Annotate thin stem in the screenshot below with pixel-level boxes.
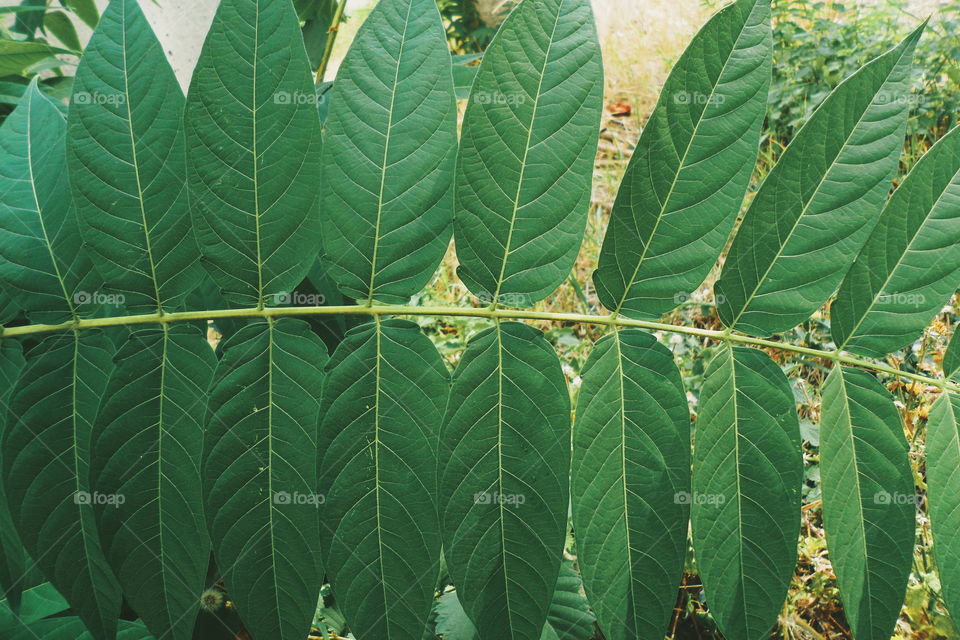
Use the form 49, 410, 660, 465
1, 304, 955, 393
316, 0, 349, 82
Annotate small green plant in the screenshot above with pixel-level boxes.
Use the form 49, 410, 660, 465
1, 0, 960, 640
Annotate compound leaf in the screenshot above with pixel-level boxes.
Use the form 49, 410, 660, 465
321, 0, 457, 304
594, 0, 771, 319
0, 80, 99, 323
68, 0, 201, 313
453, 0, 603, 306
91, 325, 217, 640
717, 25, 924, 336
692, 345, 801, 640
820, 367, 914, 640
832, 124, 960, 357
319, 319, 448, 640
571, 329, 690, 640
203, 319, 327, 640
185, 0, 323, 307
439, 322, 570, 640
2, 331, 122, 640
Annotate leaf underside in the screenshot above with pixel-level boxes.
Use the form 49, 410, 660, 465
692, 345, 801, 640
439, 321, 570, 640
571, 329, 690, 640
319, 318, 448, 640
820, 367, 915, 640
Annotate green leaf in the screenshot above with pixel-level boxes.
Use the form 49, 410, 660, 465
717, 24, 925, 337
185, 0, 323, 308
44, 11, 82, 52
65, 0, 100, 29
0, 582, 70, 630
453, 0, 603, 307
594, 0, 771, 319
571, 329, 689, 640
5, 617, 155, 640
820, 366, 914, 640
68, 0, 202, 313
91, 326, 217, 640
691, 345, 801, 640
203, 319, 328, 640
0, 41, 73, 76
928, 392, 960, 623
318, 319, 448, 640
832, 124, 960, 357
0, 339, 25, 611
321, 0, 457, 304
2, 331, 122, 639
945, 329, 960, 381
439, 321, 570, 640
546, 560, 595, 640
0, 80, 100, 323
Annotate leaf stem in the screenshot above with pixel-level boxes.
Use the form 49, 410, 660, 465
315, 0, 349, 82
0, 304, 953, 392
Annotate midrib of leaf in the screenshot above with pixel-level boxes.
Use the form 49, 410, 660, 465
253, 1, 263, 307
728, 348, 748, 621
831, 370, 873, 626
837, 169, 959, 350
372, 316, 390, 630
119, 1, 163, 313
492, 7, 561, 304
70, 331, 108, 621
494, 320, 514, 637
24, 89, 76, 320
367, 2, 413, 306
612, 3, 753, 316
612, 329, 638, 632
156, 324, 175, 633
726, 44, 912, 330
267, 317, 281, 625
